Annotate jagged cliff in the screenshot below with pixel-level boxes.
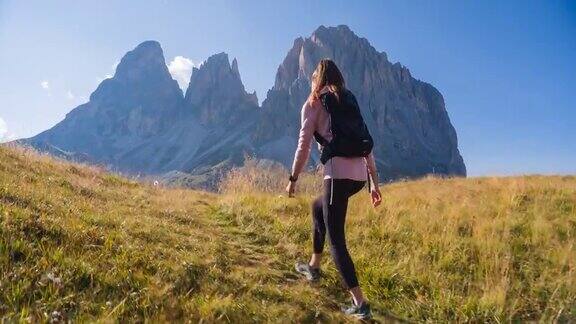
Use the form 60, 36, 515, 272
185, 53, 258, 128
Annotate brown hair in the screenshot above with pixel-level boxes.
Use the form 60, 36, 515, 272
308, 59, 345, 102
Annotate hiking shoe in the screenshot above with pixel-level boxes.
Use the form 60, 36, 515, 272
342, 301, 372, 320
294, 262, 321, 282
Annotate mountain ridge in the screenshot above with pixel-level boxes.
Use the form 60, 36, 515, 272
21, 25, 466, 188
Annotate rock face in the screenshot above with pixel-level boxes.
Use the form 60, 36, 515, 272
23, 25, 465, 188
179, 52, 259, 172
185, 53, 258, 128
27, 41, 186, 172
24, 43, 257, 183
255, 25, 466, 180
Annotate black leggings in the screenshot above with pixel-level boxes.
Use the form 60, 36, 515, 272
311, 178, 366, 289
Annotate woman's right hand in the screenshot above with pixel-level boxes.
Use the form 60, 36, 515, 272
370, 187, 382, 207
286, 180, 296, 198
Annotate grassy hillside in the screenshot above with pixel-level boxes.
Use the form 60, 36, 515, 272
1, 146, 575, 322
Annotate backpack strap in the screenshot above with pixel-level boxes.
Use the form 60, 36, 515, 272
314, 92, 332, 146
317, 91, 335, 165
319, 91, 333, 113
313, 131, 329, 146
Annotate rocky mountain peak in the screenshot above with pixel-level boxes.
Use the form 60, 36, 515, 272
273, 25, 383, 92
310, 25, 370, 47
231, 58, 241, 79
26, 40, 184, 170
311, 24, 354, 42
186, 53, 244, 99
113, 40, 172, 84
91, 40, 181, 103
273, 37, 304, 90
184, 52, 258, 127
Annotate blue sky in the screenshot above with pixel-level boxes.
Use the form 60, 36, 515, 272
0, 0, 574, 176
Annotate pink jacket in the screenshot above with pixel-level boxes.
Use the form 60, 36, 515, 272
291, 92, 377, 182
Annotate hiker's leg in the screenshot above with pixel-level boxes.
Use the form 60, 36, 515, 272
323, 179, 361, 295
346, 180, 368, 305
310, 195, 325, 268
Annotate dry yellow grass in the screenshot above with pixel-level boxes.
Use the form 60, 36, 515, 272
1, 145, 575, 322
219, 161, 576, 322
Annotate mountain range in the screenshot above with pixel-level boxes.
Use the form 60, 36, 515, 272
22, 25, 466, 188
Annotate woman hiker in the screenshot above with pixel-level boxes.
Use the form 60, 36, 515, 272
286, 59, 382, 320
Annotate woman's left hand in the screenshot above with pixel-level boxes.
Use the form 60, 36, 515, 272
286, 181, 296, 197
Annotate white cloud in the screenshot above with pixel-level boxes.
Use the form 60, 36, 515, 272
96, 74, 113, 84
66, 90, 75, 100
168, 56, 197, 91
40, 80, 50, 89
0, 117, 16, 143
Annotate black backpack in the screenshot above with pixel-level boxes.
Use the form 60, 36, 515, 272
313, 90, 374, 164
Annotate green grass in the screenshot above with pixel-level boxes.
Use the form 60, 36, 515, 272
1, 145, 575, 322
